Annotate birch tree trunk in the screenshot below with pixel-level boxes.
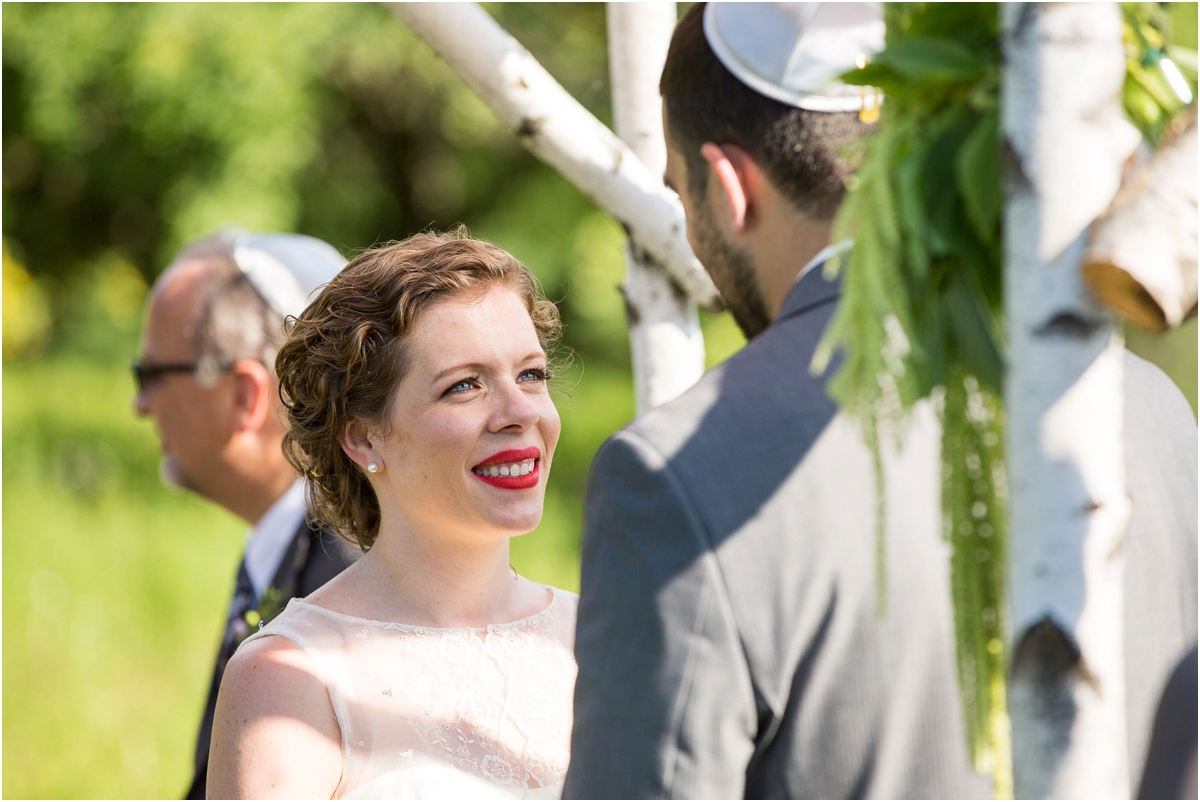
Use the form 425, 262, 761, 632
388, 2, 721, 311
1002, 4, 1142, 797
607, 3, 705, 412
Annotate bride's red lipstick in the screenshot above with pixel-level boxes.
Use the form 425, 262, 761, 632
471, 447, 541, 490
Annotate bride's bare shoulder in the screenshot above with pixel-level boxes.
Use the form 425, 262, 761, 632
207, 634, 342, 799
223, 632, 329, 698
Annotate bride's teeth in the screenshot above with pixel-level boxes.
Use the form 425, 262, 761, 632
475, 459, 536, 478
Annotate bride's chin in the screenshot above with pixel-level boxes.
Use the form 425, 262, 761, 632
475, 504, 544, 537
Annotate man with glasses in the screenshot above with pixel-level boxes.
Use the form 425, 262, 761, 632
133, 231, 357, 799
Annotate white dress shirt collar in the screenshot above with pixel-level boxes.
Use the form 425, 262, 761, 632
794, 240, 853, 287
243, 479, 308, 598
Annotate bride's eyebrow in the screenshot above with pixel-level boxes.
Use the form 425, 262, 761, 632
430, 362, 486, 384
428, 351, 547, 383
520, 349, 547, 364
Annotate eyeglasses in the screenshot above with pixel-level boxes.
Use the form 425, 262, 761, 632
131, 360, 199, 391
131, 359, 242, 391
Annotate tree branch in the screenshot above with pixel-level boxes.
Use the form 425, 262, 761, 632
1084, 108, 1198, 332
387, 2, 722, 311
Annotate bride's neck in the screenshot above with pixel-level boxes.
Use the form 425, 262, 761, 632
355, 519, 527, 629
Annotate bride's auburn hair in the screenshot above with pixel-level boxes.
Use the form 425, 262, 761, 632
275, 228, 561, 551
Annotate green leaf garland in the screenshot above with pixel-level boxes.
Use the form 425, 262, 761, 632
812, 3, 1009, 792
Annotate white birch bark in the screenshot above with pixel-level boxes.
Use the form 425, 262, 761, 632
1084, 110, 1198, 332
388, 1, 722, 311
608, 2, 705, 412
1002, 4, 1142, 798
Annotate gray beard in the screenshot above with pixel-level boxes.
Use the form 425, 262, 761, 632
691, 203, 771, 340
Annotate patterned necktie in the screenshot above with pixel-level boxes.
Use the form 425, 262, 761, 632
220, 559, 258, 669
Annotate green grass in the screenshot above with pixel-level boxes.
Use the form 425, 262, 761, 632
4, 358, 247, 798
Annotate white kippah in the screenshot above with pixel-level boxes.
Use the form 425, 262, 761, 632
703, 2, 885, 113
232, 234, 347, 320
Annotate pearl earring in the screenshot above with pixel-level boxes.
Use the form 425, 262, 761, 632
367, 462, 379, 474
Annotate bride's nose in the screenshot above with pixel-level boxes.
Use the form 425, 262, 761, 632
488, 379, 540, 433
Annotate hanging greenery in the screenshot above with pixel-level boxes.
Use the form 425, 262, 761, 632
809, 2, 1008, 789
812, 2, 1197, 798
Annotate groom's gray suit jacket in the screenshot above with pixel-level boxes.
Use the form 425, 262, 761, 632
564, 264, 1196, 799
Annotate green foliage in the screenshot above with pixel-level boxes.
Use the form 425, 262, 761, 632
1122, 3, 1199, 145
2, 3, 628, 369
824, 4, 1003, 404
813, 2, 1009, 788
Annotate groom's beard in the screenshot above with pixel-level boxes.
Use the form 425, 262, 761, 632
690, 202, 771, 340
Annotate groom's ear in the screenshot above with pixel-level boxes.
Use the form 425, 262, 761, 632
700, 143, 765, 235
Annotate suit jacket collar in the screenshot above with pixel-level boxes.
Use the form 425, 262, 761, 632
775, 256, 842, 325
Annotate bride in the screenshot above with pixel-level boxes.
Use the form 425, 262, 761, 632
207, 231, 577, 799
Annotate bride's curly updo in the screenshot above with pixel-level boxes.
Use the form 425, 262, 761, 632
275, 228, 561, 552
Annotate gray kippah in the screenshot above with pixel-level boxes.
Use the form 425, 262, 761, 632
703, 2, 884, 112
232, 233, 347, 320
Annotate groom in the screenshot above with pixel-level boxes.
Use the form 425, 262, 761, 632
565, 4, 986, 797
566, 3, 1197, 799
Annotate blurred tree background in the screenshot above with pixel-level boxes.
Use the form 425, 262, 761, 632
2, 3, 1194, 799
1, 4, 744, 797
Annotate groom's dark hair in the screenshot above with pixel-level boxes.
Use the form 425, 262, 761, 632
659, 2, 874, 220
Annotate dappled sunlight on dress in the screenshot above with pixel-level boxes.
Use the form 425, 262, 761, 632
239, 587, 578, 799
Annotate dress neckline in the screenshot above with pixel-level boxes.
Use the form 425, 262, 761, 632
288, 585, 560, 633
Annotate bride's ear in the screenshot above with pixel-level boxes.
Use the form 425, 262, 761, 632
340, 421, 382, 474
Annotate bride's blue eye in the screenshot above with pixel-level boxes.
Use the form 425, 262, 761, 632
518, 367, 548, 383
443, 377, 477, 396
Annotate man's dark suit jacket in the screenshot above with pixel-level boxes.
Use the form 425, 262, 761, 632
185, 517, 355, 799
564, 264, 1196, 798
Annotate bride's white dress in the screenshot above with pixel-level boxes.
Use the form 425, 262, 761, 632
240, 587, 578, 799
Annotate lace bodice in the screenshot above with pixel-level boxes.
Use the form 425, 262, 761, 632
240, 587, 578, 799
